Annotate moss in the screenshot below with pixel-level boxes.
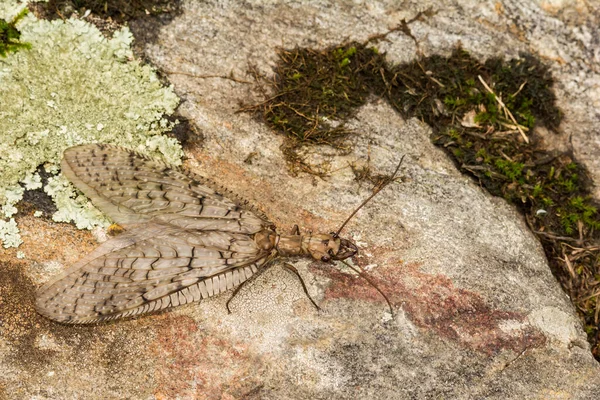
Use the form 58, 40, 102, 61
0, 7, 30, 56
36, 0, 180, 23
402, 50, 596, 240
389, 50, 599, 357
409, 51, 599, 355
246, 43, 390, 171
252, 36, 600, 358
0, 2, 181, 247
257, 44, 386, 145
558, 196, 600, 235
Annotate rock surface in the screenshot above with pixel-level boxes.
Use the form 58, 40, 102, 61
2, 0, 600, 399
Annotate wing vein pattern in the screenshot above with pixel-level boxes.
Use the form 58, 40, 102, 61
36, 144, 274, 324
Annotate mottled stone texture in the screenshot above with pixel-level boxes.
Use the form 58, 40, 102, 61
2, 1, 600, 399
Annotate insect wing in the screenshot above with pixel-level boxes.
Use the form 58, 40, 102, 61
61, 144, 271, 231
35, 223, 271, 323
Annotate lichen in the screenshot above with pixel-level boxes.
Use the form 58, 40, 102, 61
0, 2, 182, 247
1, 186, 24, 218
44, 175, 111, 230
0, 218, 22, 248
22, 172, 42, 190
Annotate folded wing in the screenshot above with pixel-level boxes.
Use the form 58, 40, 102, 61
61, 143, 271, 233
36, 222, 272, 323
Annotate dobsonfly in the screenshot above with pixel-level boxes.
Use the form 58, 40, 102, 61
35, 143, 402, 324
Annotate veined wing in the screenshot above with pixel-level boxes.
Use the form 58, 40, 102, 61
35, 223, 272, 324
61, 143, 271, 232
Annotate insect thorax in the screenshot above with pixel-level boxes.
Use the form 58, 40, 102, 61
255, 230, 342, 261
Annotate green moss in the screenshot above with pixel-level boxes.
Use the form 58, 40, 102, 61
252, 36, 600, 358
250, 43, 389, 151
558, 196, 600, 235
494, 159, 524, 182
0, 7, 30, 57
253, 43, 576, 239
0, 2, 181, 247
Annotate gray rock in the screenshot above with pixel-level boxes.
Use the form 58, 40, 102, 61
3, 1, 600, 399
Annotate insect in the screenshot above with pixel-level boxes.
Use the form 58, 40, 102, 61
35, 144, 401, 324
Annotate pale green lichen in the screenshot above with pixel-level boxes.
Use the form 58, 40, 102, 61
0, 1, 32, 24
0, 2, 183, 247
44, 175, 111, 230
1, 186, 24, 218
23, 172, 42, 190
0, 219, 22, 248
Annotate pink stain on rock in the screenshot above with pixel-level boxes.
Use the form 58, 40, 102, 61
152, 315, 265, 400
313, 259, 546, 356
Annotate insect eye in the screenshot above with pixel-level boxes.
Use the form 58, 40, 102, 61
321, 255, 331, 262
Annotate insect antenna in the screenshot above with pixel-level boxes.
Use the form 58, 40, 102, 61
338, 259, 394, 317
334, 155, 405, 237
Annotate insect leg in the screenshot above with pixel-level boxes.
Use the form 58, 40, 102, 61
282, 263, 321, 311
290, 225, 300, 235
226, 258, 276, 314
